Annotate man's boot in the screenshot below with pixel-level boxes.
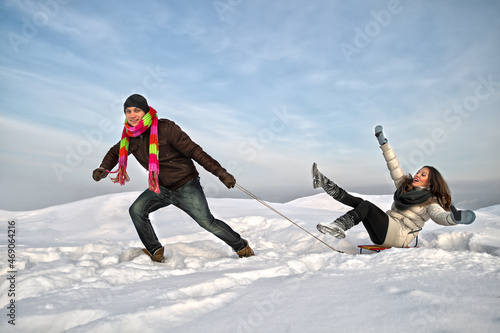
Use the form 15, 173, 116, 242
236, 239, 255, 258
142, 246, 165, 263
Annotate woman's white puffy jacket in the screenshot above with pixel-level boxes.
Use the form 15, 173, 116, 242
380, 143, 456, 247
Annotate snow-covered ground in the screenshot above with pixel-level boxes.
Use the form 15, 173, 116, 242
1, 192, 499, 333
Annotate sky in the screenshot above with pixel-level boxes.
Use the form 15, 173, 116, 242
1, 0, 499, 211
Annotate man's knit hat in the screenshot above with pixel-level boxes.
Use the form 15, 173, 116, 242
124, 94, 149, 113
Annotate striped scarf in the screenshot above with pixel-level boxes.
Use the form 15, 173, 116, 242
108, 107, 160, 193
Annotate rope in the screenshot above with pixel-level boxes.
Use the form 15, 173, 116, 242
235, 183, 343, 253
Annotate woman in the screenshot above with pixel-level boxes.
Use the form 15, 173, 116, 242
314, 125, 476, 248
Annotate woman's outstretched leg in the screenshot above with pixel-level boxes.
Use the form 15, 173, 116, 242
312, 164, 389, 242
317, 200, 389, 244
312, 163, 363, 207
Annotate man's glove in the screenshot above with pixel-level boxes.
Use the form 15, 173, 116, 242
375, 125, 388, 146
450, 204, 476, 224
92, 167, 108, 181
219, 171, 236, 189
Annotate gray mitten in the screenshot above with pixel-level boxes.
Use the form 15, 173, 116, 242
374, 125, 388, 146
450, 204, 476, 225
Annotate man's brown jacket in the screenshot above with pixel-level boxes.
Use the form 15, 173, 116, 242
100, 119, 230, 190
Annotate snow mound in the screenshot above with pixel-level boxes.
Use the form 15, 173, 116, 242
0, 192, 499, 332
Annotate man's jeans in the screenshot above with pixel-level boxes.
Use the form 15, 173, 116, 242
129, 178, 245, 254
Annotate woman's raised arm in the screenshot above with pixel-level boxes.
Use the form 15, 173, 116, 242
375, 125, 405, 188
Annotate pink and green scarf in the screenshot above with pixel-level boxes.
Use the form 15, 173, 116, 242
108, 107, 160, 193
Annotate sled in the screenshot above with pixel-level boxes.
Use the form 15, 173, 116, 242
358, 236, 419, 254
357, 244, 392, 253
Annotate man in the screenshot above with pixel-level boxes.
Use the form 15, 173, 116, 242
93, 94, 254, 262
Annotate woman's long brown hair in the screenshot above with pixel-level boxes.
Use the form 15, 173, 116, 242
399, 166, 452, 211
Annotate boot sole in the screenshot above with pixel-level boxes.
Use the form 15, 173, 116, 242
317, 223, 346, 239
312, 163, 322, 189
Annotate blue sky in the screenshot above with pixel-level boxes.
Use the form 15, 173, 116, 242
1, 0, 499, 211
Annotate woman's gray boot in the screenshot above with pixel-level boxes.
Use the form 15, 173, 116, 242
317, 213, 357, 239
312, 163, 347, 202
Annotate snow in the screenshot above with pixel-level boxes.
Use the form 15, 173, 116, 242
1, 192, 499, 333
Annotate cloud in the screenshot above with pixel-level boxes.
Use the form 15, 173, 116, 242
1, 0, 499, 211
